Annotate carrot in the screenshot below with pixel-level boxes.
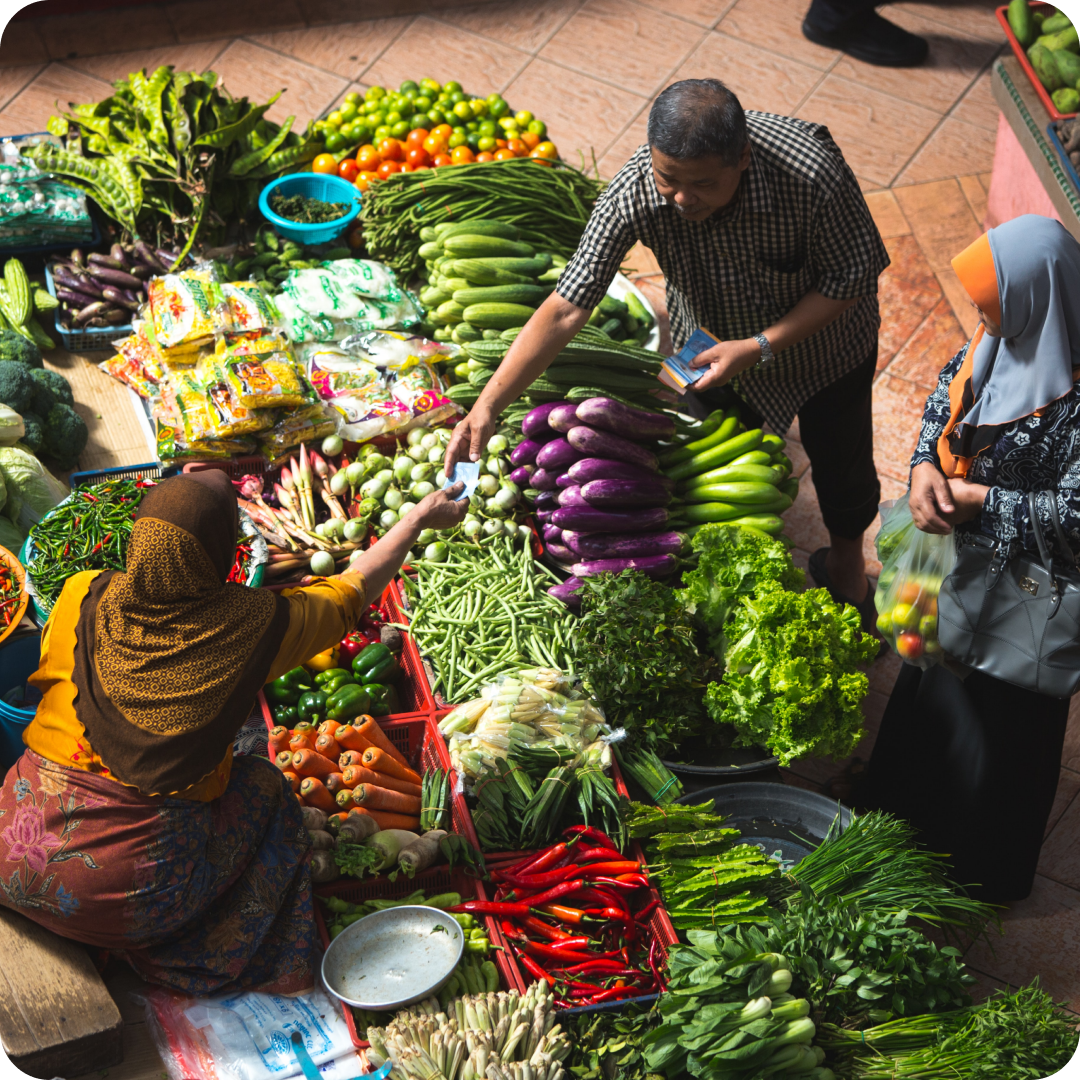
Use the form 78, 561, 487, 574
324, 772, 347, 796
335, 724, 375, 753
318, 719, 343, 737
328, 811, 349, 829
281, 769, 301, 793
342, 764, 421, 797
361, 746, 422, 787
290, 731, 317, 753
352, 783, 422, 815
300, 777, 337, 813
339, 750, 365, 770
348, 806, 422, 831
268, 726, 291, 759
292, 722, 316, 736
291, 748, 338, 779
275, 751, 295, 771
336, 788, 356, 810
315, 733, 339, 758
354, 717, 411, 771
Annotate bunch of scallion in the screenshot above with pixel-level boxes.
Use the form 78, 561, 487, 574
613, 743, 684, 804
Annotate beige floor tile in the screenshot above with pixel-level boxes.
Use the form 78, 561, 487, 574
365, 16, 531, 98
64, 41, 231, 83
717, 0, 840, 71
798, 74, 941, 188
871, 373, 931, 484
896, 116, 997, 186
877, 233, 943, 368
668, 30, 822, 117
210, 39, 349, 125
250, 18, 410, 81
596, 108, 648, 180
539, 0, 704, 98
959, 172, 989, 225
1063, 695, 1080, 774
1045, 768, 1080, 841
434, 0, 584, 53
867, 648, 903, 696
951, 69, 1000, 131
502, 56, 648, 167
886, 298, 967, 391
865, 189, 910, 239
978, 169, 992, 192
0, 65, 45, 113
783, 467, 831, 555
0, 20, 49, 68
0, 62, 112, 134
830, 8, 998, 115
888, 0, 1004, 43
37, 8, 176, 62
168, 0, 305, 42
894, 178, 981, 271
937, 268, 981, 337
633, 0, 735, 28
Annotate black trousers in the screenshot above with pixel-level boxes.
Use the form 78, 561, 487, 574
859, 663, 1069, 902
806, 0, 879, 32
696, 347, 881, 539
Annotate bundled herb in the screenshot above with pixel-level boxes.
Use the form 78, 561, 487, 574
613, 744, 684, 805
577, 571, 708, 754
269, 192, 349, 223
568, 1005, 662, 1080
420, 768, 451, 832
472, 758, 534, 851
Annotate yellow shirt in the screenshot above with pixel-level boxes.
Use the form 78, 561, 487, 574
22, 571, 367, 801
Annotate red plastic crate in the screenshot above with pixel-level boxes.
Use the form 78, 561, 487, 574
996, 3, 1077, 120
314, 864, 525, 1049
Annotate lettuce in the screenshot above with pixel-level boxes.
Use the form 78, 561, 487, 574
707, 581, 879, 766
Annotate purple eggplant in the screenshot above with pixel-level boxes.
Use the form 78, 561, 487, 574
573, 554, 677, 579
547, 402, 580, 433
531, 468, 560, 492
511, 438, 550, 467
157, 248, 180, 270
56, 285, 101, 307
546, 542, 576, 563
522, 402, 563, 438
575, 397, 676, 441
548, 576, 585, 609
536, 436, 583, 471
110, 243, 131, 268
88, 252, 125, 271
569, 530, 686, 560
133, 239, 169, 273
508, 465, 534, 486
53, 264, 103, 297
582, 479, 672, 509
129, 264, 151, 281
536, 509, 554, 524
569, 457, 673, 487
70, 248, 85, 268
89, 265, 145, 290
542, 524, 564, 544
558, 484, 589, 508
104, 308, 128, 324
551, 505, 669, 533
567, 425, 658, 472
101, 286, 140, 311
74, 301, 110, 325
555, 473, 576, 489
534, 489, 560, 511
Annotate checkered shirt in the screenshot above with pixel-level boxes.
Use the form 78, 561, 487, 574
556, 111, 890, 432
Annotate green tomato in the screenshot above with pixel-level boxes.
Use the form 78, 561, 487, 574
444, 80, 463, 94
469, 98, 489, 118
405, 114, 425, 131
465, 120, 478, 132
373, 125, 391, 143
365, 85, 386, 101
427, 108, 446, 126
344, 90, 362, 105
327, 110, 344, 126
325, 132, 346, 152
385, 110, 403, 126
466, 132, 481, 151
477, 136, 496, 152
515, 110, 534, 127
527, 119, 547, 138
400, 79, 419, 93
453, 100, 472, 120
488, 96, 509, 118
449, 90, 467, 105
436, 93, 452, 107
391, 121, 410, 138
415, 94, 432, 111
367, 109, 386, 126
420, 77, 441, 94
478, 119, 497, 137
340, 102, 358, 122
498, 115, 517, 130
448, 131, 467, 148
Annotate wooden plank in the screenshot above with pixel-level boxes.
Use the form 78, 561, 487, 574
70, 1022, 166, 1080
0, 907, 123, 1076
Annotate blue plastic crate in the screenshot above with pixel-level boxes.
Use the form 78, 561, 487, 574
1047, 121, 1080, 200
68, 461, 167, 487
44, 264, 132, 352
258, 173, 361, 245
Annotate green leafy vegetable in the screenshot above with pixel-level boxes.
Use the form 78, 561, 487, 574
334, 842, 385, 878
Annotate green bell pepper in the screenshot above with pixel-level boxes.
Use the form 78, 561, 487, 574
322, 673, 356, 697
326, 682, 373, 722
364, 682, 392, 717
352, 643, 399, 684
271, 703, 299, 727
297, 690, 329, 724
314, 667, 353, 687
265, 666, 314, 705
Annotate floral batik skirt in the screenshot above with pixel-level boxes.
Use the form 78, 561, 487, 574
0, 750, 315, 995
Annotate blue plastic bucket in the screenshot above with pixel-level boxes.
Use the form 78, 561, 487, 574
0, 632, 41, 770
258, 173, 361, 245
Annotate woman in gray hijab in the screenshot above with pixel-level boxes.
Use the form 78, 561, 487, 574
861, 215, 1080, 902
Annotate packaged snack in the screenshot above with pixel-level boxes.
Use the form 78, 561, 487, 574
220, 280, 281, 335
274, 293, 336, 344
99, 352, 158, 400
147, 266, 226, 354
338, 329, 459, 368
197, 358, 274, 439
391, 359, 461, 429
257, 407, 337, 456
225, 350, 306, 410
224, 328, 291, 357
322, 258, 404, 303
278, 268, 363, 320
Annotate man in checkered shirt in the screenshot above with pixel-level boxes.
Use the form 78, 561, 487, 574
446, 79, 890, 623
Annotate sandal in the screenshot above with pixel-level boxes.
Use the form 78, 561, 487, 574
808, 547, 883, 642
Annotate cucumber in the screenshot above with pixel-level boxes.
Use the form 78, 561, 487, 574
1008, 0, 1037, 45
483, 329, 503, 340
452, 260, 534, 286
598, 294, 629, 317
538, 266, 563, 283
436, 220, 520, 243
1042, 12, 1074, 34
436, 299, 466, 322
598, 317, 624, 338
442, 277, 471, 293
452, 322, 481, 343
455, 254, 551, 276
542, 366, 660, 392
418, 240, 443, 260
420, 286, 451, 306
462, 302, 537, 329
452, 283, 551, 306
419, 226, 439, 243
443, 235, 536, 259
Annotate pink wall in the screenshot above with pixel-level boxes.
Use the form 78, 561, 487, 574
985, 113, 1064, 229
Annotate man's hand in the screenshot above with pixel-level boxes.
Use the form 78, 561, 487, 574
690, 337, 761, 391
444, 407, 496, 474
413, 483, 469, 531
910, 462, 956, 534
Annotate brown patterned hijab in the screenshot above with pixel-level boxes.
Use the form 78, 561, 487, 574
71, 471, 290, 795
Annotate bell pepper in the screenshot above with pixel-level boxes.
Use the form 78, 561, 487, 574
326, 682, 372, 722
314, 668, 353, 687
265, 666, 313, 705
297, 690, 329, 724
352, 642, 399, 684
338, 631, 373, 664
364, 682, 392, 717
271, 703, 299, 727
322, 673, 356, 697
305, 645, 340, 673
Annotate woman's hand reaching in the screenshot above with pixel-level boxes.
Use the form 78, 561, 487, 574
412, 483, 470, 531
910, 462, 988, 532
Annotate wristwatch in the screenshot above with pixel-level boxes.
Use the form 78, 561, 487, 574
753, 333, 774, 366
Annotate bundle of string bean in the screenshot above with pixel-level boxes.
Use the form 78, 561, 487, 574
361, 158, 604, 280
366, 982, 570, 1080
400, 532, 577, 703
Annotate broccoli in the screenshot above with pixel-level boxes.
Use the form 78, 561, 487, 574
42, 403, 87, 471
0, 362, 36, 414
19, 414, 43, 453
0, 330, 42, 369
30, 369, 73, 414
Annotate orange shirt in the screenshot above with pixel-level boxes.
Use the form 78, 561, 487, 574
22, 571, 367, 801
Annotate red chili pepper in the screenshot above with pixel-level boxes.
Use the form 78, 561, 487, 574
558, 959, 637, 975
524, 940, 597, 965
573, 887, 629, 913
573, 846, 623, 864
510, 841, 570, 878
634, 899, 661, 923
520, 915, 574, 942
572, 986, 639, 1003
648, 937, 665, 989
499, 864, 580, 890
511, 879, 585, 907
538, 935, 594, 951
535, 903, 588, 924
615, 874, 651, 887
516, 950, 554, 988
563, 825, 618, 849
580, 861, 642, 877
586, 876, 647, 891
448, 901, 531, 917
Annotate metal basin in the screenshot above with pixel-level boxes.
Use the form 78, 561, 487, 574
321, 905, 464, 1011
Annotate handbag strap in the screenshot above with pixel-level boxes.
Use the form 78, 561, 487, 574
1047, 493, 1074, 565
1028, 491, 1054, 575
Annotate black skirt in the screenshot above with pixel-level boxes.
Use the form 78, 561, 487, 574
859, 662, 1069, 902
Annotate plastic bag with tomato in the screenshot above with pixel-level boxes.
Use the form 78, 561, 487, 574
874, 493, 955, 668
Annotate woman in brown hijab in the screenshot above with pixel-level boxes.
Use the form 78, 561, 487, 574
0, 469, 466, 995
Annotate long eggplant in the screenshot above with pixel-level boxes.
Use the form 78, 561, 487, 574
548, 576, 585, 609
551, 505, 669, 533
89, 265, 145, 290
510, 437, 553, 467
555, 473, 576, 489
546, 541, 575, 563
547, 402, 580, 433
536, 509, 554, 524
522, 401, 562, 438
102, 286, 140, 311
567, 530, 685, 560
73, 301, 110, 325
52, 264, 103, 298
557, 484, 589, 508
530, 468, 560, 492
572, 554, 677, 579
536, 436, 583, 471
55, 285, 101, 308
533, 489, 560, 511
134, 240, 169, 273
582, 478, 672, 509
567, 425, 658, 472
542, 524, 564, 544
575, 396, 676, 441
508, 465, 534, 486
110, 243, 131, 268
569, 457, 673, 487
88, 252, 125, 271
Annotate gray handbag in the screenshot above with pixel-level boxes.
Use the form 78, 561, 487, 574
938, 492, 1080, 697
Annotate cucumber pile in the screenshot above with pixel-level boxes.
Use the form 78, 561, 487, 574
1007, 1, 1080, 113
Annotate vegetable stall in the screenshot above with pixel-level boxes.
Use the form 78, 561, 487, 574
0, 57, 1073, 1080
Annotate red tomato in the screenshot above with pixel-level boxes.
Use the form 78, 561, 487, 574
432, 153, 453, 168
506, 138, 528, 157
311, 153, 338, 175
422, 134, 447, 157
895, 632, 925, 661
378, 138, 404, 162
406, 146, 431, 168
475, 151, 495, 163
432, 123, 453, 142
406, 128, 429, 149
376, 159, 403, 179
356, 144, 382, 171
338, 158, 361, 182
450, 145, 475, 164
354, 171, 378, 192
493, 148, 516, 161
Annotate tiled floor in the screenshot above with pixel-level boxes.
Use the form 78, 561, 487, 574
1, 0, 1076, 1073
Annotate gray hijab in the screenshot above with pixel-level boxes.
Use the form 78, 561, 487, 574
958, 215, 1080, 434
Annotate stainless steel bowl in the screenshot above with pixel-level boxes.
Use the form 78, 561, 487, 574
321, 905, 464, 1011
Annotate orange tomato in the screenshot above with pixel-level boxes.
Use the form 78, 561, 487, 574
346, 222, 364, 249
406, 128, 429, 149
450, 145, 475, 164
494, 148, 516, 161
411, 163, 430, 172
422, 134, 447, 157
377, 159, 403, 179
354, 171, 379, 192
378, 138, 404, 162
312, 153, 338, 175
521, 131, 541, 150
432, 153, 453, 168
356, 144, 382, 171
506, 138, 528, 157
475, 151, 495, 163
897, 582, 924, 606
533, 141, 558, 160
432, 123, 453, 142
407, 146, 431, 169
495, 138, 508, 149
338, 158, 361, 182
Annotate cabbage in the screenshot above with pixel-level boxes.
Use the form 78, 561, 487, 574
0, 406, 24, 447
0, 447, 68, 532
